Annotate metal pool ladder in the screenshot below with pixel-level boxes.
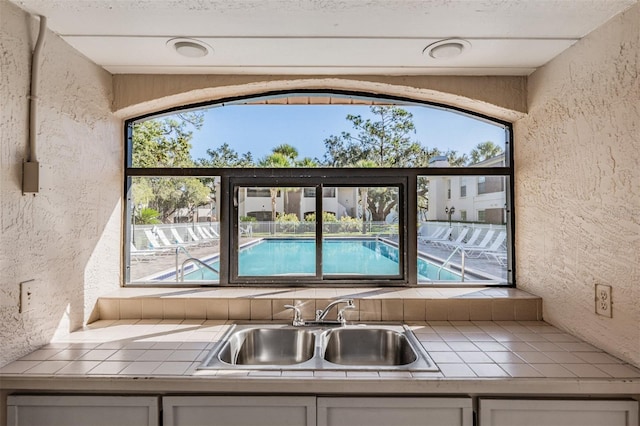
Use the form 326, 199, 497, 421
437, 245, 466, 281
175, 246, 219, 282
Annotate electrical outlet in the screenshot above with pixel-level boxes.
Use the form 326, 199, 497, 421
20, 280, 36, 313
595, 284, 612, 318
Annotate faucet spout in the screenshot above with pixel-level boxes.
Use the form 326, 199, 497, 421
316, 299, 355, 322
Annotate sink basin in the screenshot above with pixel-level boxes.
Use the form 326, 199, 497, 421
199, 323, 438, 372
218, 327, 315, 365
322, 328, 417, 366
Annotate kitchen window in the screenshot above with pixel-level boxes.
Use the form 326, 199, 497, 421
125, 91, 513, 286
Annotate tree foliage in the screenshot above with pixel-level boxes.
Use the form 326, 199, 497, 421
131, 113, 211, 223
198, 143, 255, 168
469, 141, 503, 164
132, 107, 504, 225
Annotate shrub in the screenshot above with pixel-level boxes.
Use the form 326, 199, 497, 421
276, 212, 300, 233
339, 216, 362, 233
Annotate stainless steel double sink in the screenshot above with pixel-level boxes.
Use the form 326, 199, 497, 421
199, 323, 439, 371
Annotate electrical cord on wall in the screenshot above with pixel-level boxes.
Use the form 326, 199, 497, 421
23, 14, 46, 194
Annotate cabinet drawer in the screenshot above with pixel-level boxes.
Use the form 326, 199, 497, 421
7, 395, 158, 426
164, 396, 316, 426
479, 399, 639, 426
317, 397, 473, 426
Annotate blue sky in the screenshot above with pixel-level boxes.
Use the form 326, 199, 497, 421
188, 104, 506, 162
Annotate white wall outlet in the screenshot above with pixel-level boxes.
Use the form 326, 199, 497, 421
20, 280, 36, 313
595, 284, 612, 318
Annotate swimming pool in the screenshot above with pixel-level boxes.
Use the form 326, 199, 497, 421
181, 238, 461, 281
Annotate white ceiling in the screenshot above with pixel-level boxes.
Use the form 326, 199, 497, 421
12, 0, 638, 76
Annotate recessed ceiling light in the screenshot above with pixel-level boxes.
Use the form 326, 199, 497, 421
423, 39, 471, 59
167, 38, 213, 58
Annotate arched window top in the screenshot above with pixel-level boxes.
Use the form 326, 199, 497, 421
127, 91, 510, 170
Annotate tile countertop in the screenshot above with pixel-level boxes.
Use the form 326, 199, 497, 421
1, 319, 639, 396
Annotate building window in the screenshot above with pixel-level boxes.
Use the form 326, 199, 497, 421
247, 188, 277, 197
304, 187, 336, 198
125, 91, 513, 286
477, 176, 504, 195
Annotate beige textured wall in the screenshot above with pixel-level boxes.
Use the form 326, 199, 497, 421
514, 4, 639, 366
113, 74, 527, 122
0, 1, 121, 367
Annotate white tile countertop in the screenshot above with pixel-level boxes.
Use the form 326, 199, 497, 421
1, 319, 639, 396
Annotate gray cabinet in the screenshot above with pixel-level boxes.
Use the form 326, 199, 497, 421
7, 395, 158, 426
163, 396, 316, 426
317, 397, 473, 426
479, 399, 639, 426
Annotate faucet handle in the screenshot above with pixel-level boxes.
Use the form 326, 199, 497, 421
337, 300, 356, 324
283, 304, 305, 326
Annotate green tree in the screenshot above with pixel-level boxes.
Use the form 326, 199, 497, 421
322, 106, 423, 167
132, 113, 203, 168
136, 207, 161, 225
258, 152, 291, 222
321, 106, 470, 220
469, 141, 503, 164
198, 142, 255, 168
272, 144, 298, 162
323, 107, 435, 220
256, 147, 320, 223
131, 114, 211, 223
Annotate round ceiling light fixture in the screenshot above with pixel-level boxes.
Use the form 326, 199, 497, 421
167, 38, 213, 58
423, 39, 471, 59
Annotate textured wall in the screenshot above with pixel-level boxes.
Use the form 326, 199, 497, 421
514, 4, 639, 366
113, 74, 527, 123
0, 1, 121, 367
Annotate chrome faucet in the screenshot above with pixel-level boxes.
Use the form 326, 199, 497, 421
283, 299, 356, 326
316, 299, 355, 324
283, 304, 305, 326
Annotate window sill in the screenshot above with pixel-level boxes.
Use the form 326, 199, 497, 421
93, 287, 540, 323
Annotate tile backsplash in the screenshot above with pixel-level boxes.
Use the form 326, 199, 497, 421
96, 288, 541, 322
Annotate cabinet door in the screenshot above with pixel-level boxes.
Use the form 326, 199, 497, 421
7, 395, 158, 426
164, 396, 316, 426
479, 399, 639, 426
317, 397, 472, 426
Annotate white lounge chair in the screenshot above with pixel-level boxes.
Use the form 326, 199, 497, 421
426, 227, 453, 245
418, 226, 445, 245
130, 243, 155, 261
460, 229, 495, 253
170, 228, 199, 246
197, 226, 213, 240
141, 230, 174, 253
208, 226, 220, 238
465, 231, 506, 258
186, 227, 212, 246
156, 228, 181, 247
441, 227, 482, 249
434, 227, 469, 248
143, 229, 164, 249
239, 224, 253, 237
186, 227, 200, 243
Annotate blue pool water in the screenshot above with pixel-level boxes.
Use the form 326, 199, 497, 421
182, 238, 460, 281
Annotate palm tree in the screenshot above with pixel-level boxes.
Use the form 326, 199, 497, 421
258, 152, 291, 222
272, 144, 298, 162
469, 141, 503, 164
354, 159, 377, 234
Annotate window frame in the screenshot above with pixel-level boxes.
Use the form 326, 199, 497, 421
124, 90, 515, 287
229, 177, 406, 285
